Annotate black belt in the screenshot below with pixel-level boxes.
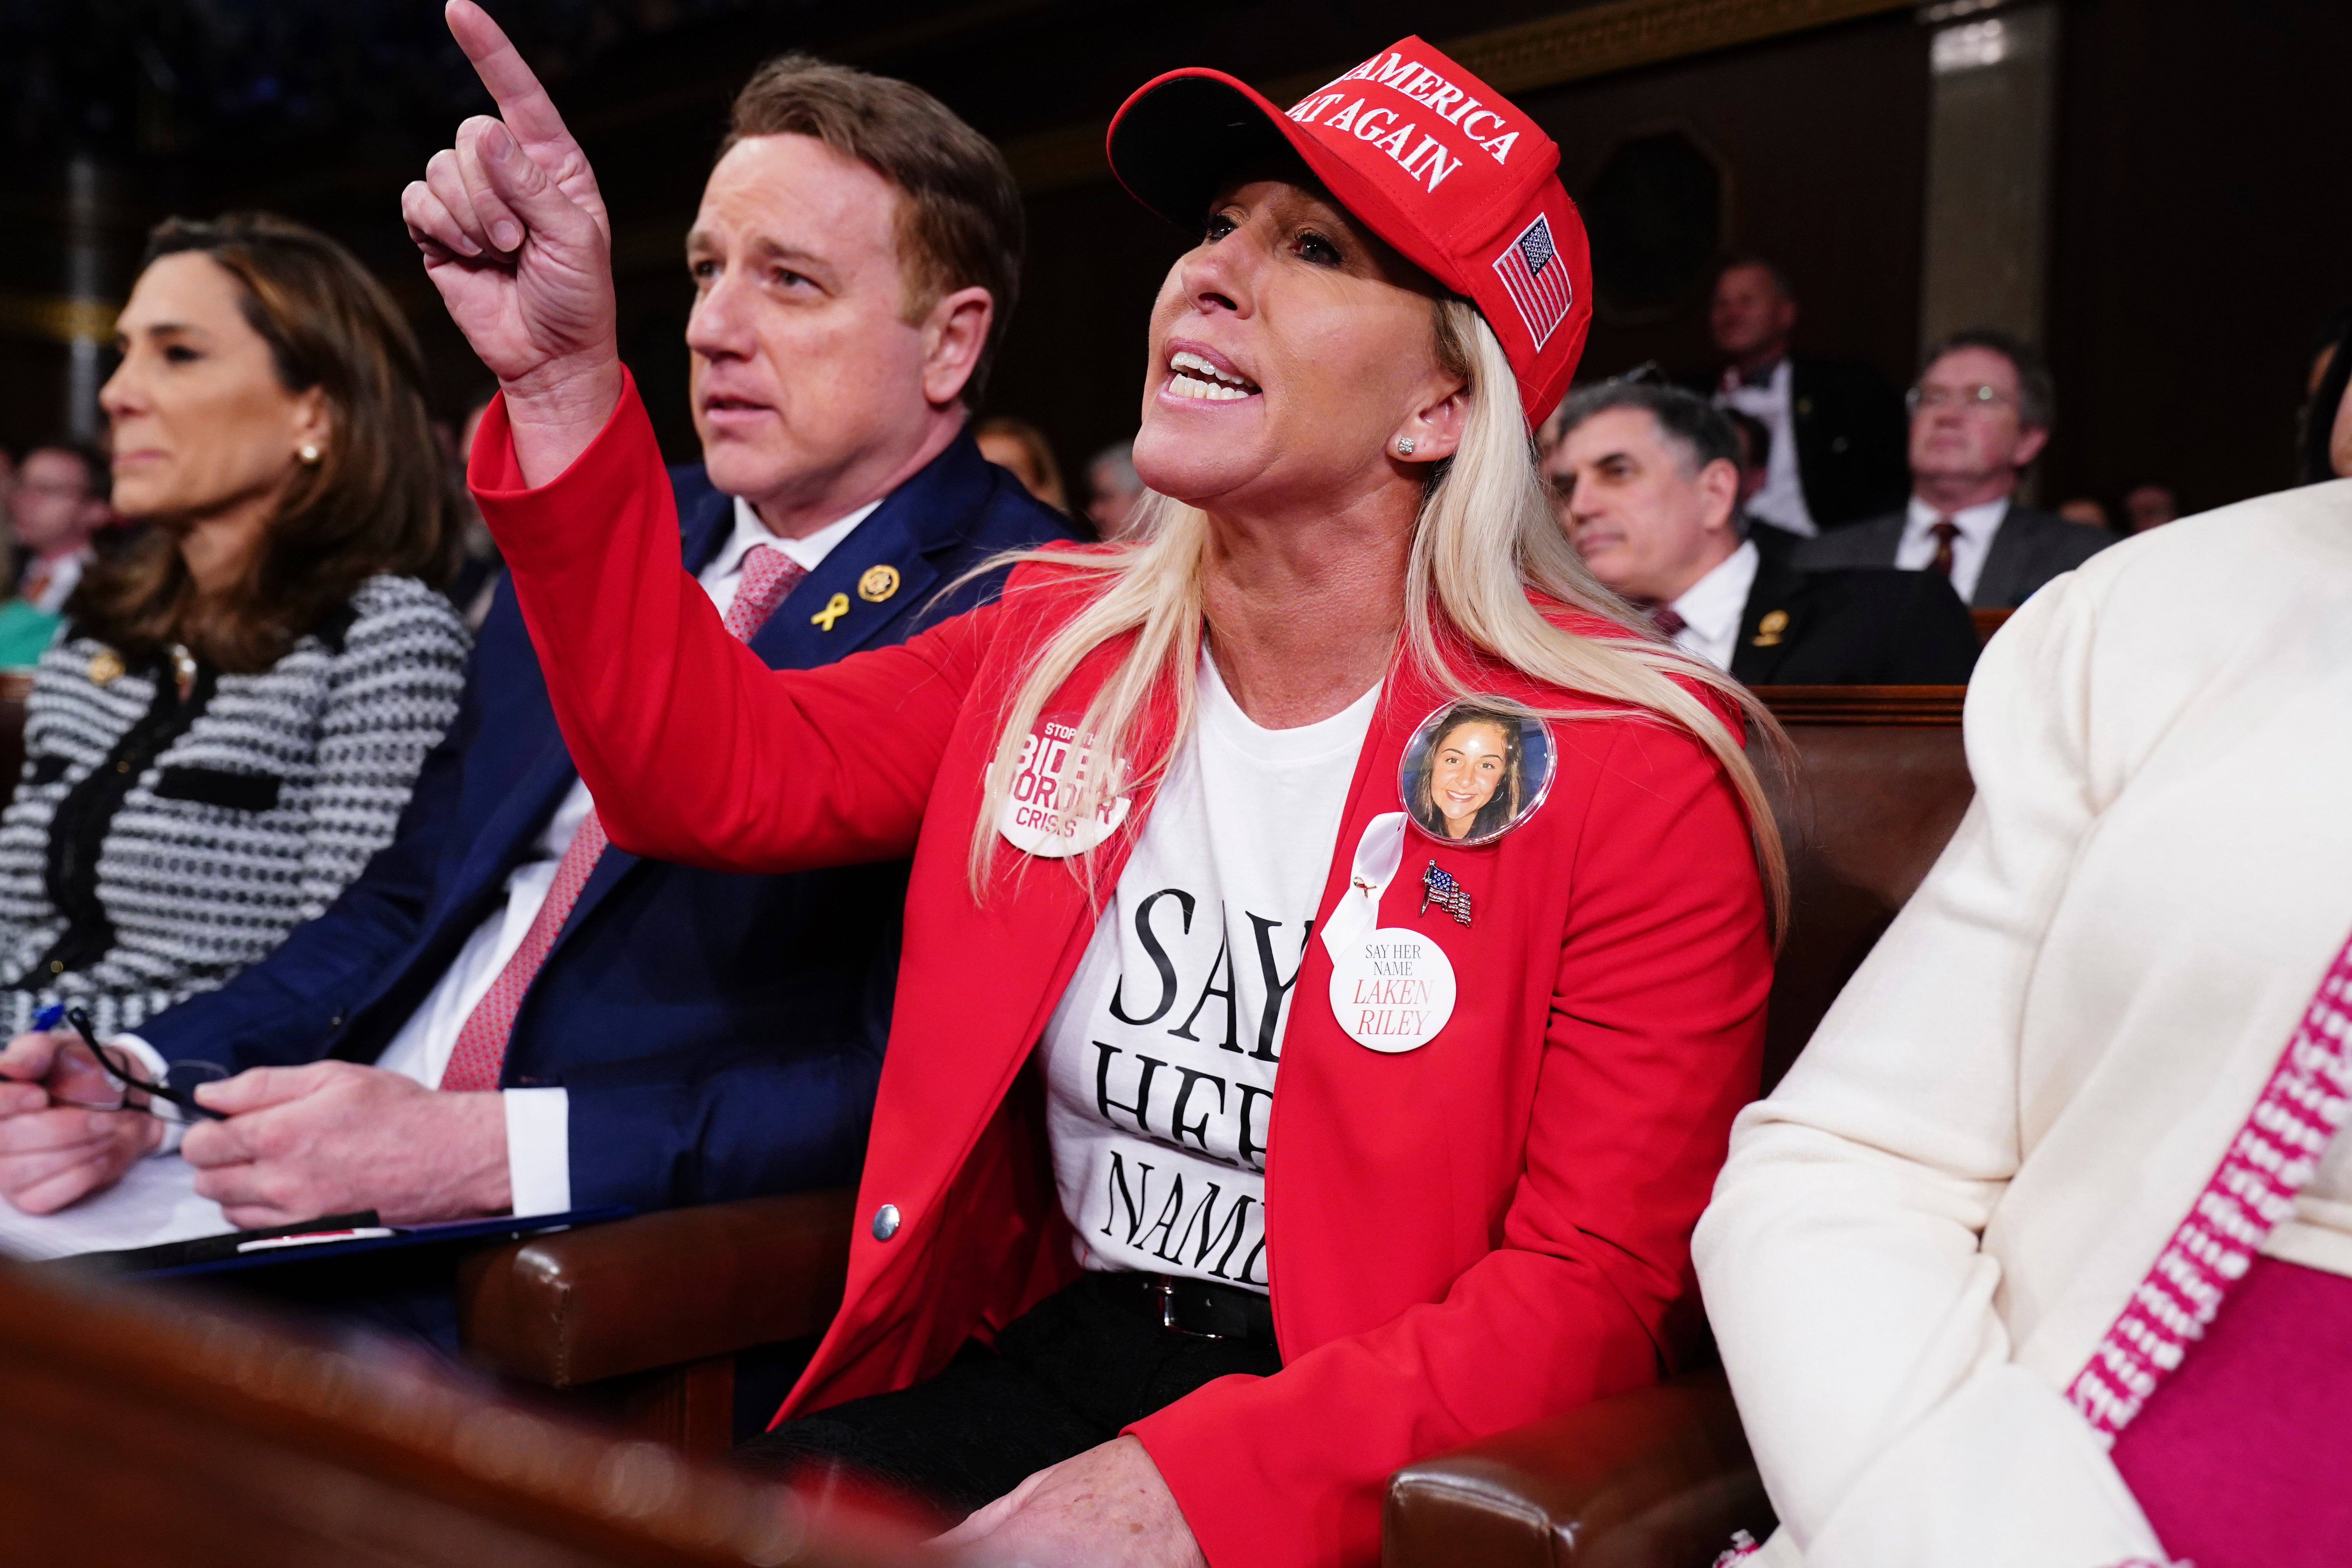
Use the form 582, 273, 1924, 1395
1104, 1270, 1277, 1346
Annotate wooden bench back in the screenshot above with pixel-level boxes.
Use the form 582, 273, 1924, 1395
0, 1258, 905, 1568
1749, 687, 1973, 1091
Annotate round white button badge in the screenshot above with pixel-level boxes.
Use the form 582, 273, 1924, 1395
1319, 813, 1459, 1053
996, 720, 1129, 858
1327, 927, 1457, 1053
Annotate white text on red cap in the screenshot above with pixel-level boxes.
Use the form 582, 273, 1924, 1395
1286, 51, 1521, 197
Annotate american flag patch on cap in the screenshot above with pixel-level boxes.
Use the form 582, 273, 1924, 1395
1492, 213, 1573, 350
1420, 861, 1473, 926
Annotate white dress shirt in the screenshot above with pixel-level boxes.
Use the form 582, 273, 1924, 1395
1716, 361, 1815, 538
1663, 538, 1760, 673
129, 494, 877, 1214
1894, 495, 2009, 605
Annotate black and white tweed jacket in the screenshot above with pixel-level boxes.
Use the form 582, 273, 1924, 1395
0, 573, 469, 1038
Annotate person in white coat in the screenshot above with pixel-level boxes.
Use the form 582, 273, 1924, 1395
1694, 476, 2352, 1568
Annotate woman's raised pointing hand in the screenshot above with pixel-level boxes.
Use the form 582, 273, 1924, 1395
401, 0, 622, 485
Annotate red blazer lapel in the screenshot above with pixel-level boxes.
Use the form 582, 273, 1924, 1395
1265, 645, 1597, 1353
794, 593, 1188, 1408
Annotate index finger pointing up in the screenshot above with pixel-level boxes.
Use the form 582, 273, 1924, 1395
444, 0, 577, 151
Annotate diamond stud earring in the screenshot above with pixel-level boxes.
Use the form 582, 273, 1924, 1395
1395, 437, 1416, 456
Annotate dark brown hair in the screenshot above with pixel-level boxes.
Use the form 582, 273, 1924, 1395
973, 414, 1067, 511
722, 56, 1025, 403
75, 212, 459, 672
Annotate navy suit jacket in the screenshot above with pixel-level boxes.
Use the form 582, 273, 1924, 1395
139, 432, 1075, 1212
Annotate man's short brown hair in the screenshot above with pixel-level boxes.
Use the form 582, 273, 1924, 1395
723, 57, 1024, 404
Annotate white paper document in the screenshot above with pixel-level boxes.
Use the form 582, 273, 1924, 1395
0, 1156, 234, 1262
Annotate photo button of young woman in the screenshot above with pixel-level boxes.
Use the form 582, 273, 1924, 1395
1321, 701, 1557, 1055
1401, 699, 1557, 848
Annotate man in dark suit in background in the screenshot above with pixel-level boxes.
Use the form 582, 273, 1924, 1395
1798, 329, 2111, 608
1549, 381, 1976, 686
0, 55, 1072, 1238
1688, 256, 1909, 535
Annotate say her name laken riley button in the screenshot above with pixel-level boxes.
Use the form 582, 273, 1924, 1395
1328, 927, 1457, 1053
1319, 812, 1459, 1052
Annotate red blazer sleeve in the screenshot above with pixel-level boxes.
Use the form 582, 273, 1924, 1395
468, 376, 991, 873
1129, 717, 1771, 1568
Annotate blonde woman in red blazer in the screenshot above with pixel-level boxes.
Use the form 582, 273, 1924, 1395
406, 8, 1780, 1565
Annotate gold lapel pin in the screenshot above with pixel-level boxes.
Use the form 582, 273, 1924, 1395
1751, 609, 1789, 648
858, 564, 901, 604
87, 650, 125, 686
811, 592, 851, 632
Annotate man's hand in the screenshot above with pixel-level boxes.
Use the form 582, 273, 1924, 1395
181, 1062, 509, 1229
0, 1030, 160, 1214
400, 0, 621, 483
932, 1436, 1205, 1568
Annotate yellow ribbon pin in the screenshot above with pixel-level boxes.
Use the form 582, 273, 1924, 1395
1751, 609, 1789, 648
811, 592, 851, 632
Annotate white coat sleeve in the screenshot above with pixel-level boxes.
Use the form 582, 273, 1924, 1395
1691, 570, 2171, 1568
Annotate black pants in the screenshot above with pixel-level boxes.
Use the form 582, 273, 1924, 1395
735, 1273, 1280, 1514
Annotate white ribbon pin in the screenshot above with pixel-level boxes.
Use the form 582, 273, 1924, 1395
1319, 812, 1458, 1053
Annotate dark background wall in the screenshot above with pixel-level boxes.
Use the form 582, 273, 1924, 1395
2, 0, 2347, 519
1000, 9, 1935, 489
2042, 0, 2351, 512
1539, 15, 1929, 390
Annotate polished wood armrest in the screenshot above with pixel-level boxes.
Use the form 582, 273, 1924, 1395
0, 1255, 890, 1566
457, 1190, 855, 1388
1382, 1368, 1773, 1568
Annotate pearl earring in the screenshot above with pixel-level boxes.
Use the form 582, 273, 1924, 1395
298, 443, 322, 465
1395, 437, 1416, 456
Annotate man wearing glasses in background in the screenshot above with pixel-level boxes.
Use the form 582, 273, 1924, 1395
1797, 329, 2113, 607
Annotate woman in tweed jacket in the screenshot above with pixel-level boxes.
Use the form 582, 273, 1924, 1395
0, 214, 467, 1068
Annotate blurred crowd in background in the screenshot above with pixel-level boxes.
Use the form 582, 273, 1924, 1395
6, 245, 2349, 677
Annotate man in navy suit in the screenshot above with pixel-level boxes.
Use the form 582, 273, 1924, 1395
0, 54, 1073, 1227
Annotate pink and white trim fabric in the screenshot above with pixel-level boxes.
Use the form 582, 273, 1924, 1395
1710, 1530, 1760, 1566
2064, 934, 2352, 1439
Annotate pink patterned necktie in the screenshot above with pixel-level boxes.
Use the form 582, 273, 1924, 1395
439, 544, 808, 1092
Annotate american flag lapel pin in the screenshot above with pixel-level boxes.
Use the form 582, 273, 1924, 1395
1420, 861, 1473, 927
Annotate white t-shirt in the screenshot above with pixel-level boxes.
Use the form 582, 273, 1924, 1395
1040, 654, 1380, 1292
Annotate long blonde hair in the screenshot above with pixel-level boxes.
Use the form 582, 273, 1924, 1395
966, 299, 1789, 935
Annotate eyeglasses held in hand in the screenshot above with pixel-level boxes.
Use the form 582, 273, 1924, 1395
34, 1003, 227, 1122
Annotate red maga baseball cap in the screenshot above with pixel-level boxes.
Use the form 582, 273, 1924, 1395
1106, 38, 1591, 427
